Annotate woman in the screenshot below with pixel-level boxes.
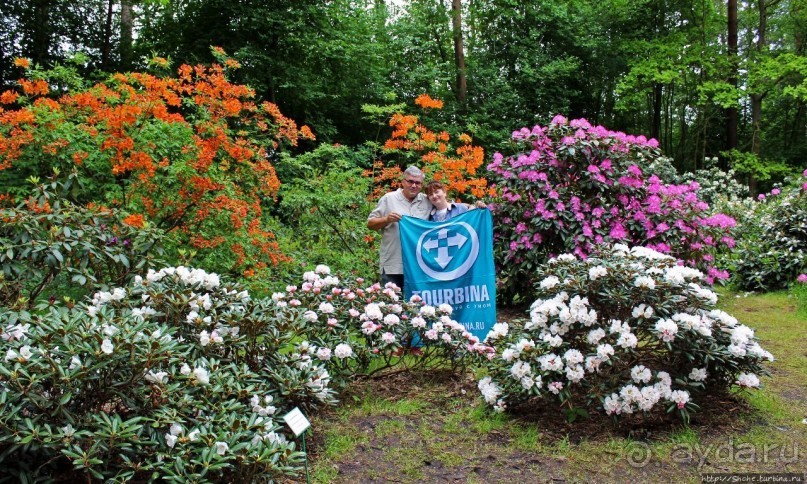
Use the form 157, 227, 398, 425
424, 180, 484, 222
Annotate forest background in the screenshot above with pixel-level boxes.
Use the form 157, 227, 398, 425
3, 0, 805, 176
1, 0, 805, 288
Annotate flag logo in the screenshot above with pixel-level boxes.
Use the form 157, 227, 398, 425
415, 222, 479, 281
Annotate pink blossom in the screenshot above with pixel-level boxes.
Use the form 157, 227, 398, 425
551, 114, 568, 125
701, 214, 737, 229
771, 188, 780, 195
570, 118, 592, 129
609, 222, 628, 240
797, 274, 807, 284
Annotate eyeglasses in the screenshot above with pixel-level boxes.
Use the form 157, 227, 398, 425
403, 179, 422, 186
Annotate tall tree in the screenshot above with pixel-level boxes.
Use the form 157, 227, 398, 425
727, 0, 739, 154
451, 0, 467, 106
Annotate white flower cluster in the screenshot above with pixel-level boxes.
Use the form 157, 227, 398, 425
602, 369, 695, 414
301, 265, 341, 294
250, 394, 277, 416
164, 422, 201, 449
137, 266, 222, 290
478, 376, 505, 412
480, 244, 774, 419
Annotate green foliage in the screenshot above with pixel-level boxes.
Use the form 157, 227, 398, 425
274, 144, 378, 282
0, 175, 166, 308
0, 266, 327, 482
730, 175, 807, 291
725, 149, 793, 185
276, 266, 492, 382
478, 245, 773, 423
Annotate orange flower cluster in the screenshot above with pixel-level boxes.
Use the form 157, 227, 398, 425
1, 91, 19, 104
368, 95, 492, 200
414, 94, 444, 109
0, 50, 313, 275
122, 213, 145, 228
20, 79, 49, 96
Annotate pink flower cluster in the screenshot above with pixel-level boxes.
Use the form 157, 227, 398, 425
488, 116, 736, 287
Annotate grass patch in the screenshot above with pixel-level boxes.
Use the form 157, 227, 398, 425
319, 427, 366, 459
510, 425, 543, 451
357, 396, 429, 416
373, 418, 405, 438
470, 403, 509, 433
739, 387, 792, 421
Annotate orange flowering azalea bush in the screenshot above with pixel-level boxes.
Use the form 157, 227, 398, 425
364, 94, 493, 201
0, 50, 314, 277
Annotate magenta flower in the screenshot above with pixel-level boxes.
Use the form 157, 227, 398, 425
771, 188, 780, 195
797, 274, 807, 284
758, 194, 765, 201
551, 114, 568, 125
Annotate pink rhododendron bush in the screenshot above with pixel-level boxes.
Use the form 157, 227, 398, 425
0, 264, 487, 481
487, 116, 736, 302
478, 245, 773, 423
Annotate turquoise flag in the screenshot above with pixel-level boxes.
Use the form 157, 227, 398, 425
400, 209, 497, 341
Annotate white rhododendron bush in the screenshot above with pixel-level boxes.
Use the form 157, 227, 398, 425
479, 245, 773, 422
0, 264, 488, 482
277, 265, 493, 380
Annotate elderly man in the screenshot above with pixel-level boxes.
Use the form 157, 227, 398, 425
367, 166, 433, 291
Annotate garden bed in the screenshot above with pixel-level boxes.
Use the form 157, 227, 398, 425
296, 292, 807, 483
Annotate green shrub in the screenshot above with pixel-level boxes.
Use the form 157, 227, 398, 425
730, 172, 807, 291
269, 265, 493, 382
478, 245, 772, 423
0, 175, 166, 308
0, 266, 327, 482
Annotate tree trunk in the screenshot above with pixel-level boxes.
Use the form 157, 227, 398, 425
750, 0, 769, 156
726, 0, 739, 158
101, 0, 115, 71
451, 0, 467, 107
119, 0, 134, 70
651, 83, 662, 141
30, 0, 54, 66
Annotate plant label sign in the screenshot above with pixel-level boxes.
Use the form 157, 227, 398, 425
283, 407, 311, 437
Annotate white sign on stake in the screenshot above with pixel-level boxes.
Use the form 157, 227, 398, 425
283, 407, 311, 437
